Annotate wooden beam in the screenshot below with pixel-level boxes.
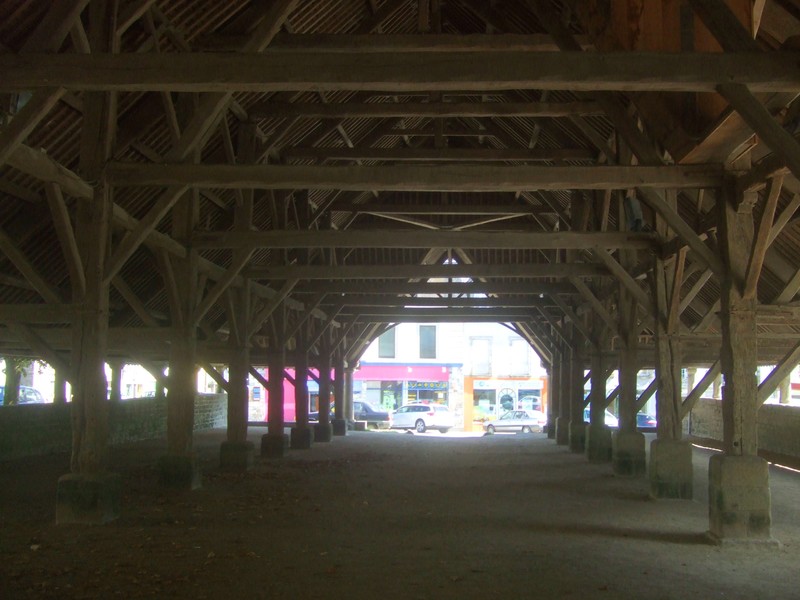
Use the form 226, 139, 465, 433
252, 101, 603, 119
107, 163, 724, 191
0, 88, 65, 166
719, 83, 800, 185
104, 185, 188, 285
191, 249, 255, 328
7, 144, 93, 200
197, 230, 658, 251
0, 304, 74, 323
200, 362, 229, 393
744, 174, 783, 300
328, 202, 551, 215
296, 280, 577, 295
767, 192, 800, 247
111, 275, 160, 327
593, 248, 650, 310
44, 183, 86, 297
3, 51, 799, 93
757, 339, 800, 405
20, 0, 91, 52
248, 279, 299, 339
283, 146, 595, 162
687, 0, 761, 52
570, 277, 620, 339
0, 226, 62, 304
7, 323, 70, 375
680, 359, 722, 419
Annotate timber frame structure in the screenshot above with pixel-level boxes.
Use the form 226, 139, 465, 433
1, 0, 800, 537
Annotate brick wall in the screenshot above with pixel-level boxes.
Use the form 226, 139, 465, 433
0, 394, 228, 461
688, 398, 800, 458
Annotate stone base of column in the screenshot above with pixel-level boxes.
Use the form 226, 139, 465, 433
708, 454, 777, 544
585, 424, 613, 463
555, 416, 570, 445
545, 415, 556, 439
612, 431, 646, 477
353, 421, 367, 431
157, 454, 201, 490
219, 441, 254, 472
314, 422, 333, 443
332, 418, 347, 436
56, 472, 122, 525
261, 432, 289, 458
649, 439, 693, 499
290, 426, 314, 449
568, 421, 586, 453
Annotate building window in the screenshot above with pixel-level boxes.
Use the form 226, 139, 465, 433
509, 338, 530, 376
419, 325, 436, 359
470, 337, 491, 376
378, 328, 395, 358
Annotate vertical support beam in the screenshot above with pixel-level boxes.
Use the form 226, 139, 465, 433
290, 322, 314, 449
345, 366, 355, 423
547, 352, 559, 439
568, 328, 585, 453
332, 353, 347, 436
108, 360, 122, 403
54, 368, 68, 404
3, 358, 22, 405
586, 326, 612, 463
262, 304, 289, 457
314, 331, 334, 442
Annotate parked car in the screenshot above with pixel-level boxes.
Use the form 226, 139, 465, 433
582, 407, 619, 428
390, 403, 454, 433
484, 409, 546, 434
636, 412, 657, 429
0, 385, 46, 405
309, 400, 391, 429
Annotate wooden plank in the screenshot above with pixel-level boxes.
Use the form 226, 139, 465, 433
2, 51, 799, 93
0, 88, 65, 166
0, 304, 74, 323
106, 163, 724, 191
196, 230, 658, 251
44, 183, 86, 297
252, 101, 603, 119
0, 226, 62, 304
283, 146, 595, 162
744, 174, 783, 299
679, 268, 713, 313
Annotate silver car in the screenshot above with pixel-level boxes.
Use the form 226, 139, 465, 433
391, 403, 454, 433
484, 409, 546, 434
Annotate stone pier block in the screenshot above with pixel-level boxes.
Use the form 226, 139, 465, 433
158, 454, 201, 490
219, 441, 254, 472
649, 439, 693, 499
332, 418, 347, 437
568, 420, 586, 453
555, 417, 570, 445
290, 426, 314, 449
261, 432, 290, 458
708, 454, 774, 543
585, 424, 613, 463
56, 472, 122, 525
612, 431, 646, 477
314, 422, 333, 443
353, 421, 367, 431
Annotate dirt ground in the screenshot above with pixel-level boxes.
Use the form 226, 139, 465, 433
1, 428, 799, 599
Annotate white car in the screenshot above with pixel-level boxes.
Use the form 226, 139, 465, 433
484, 409, 547, 434
391, 403, 454, 433
583, 407, 619, 428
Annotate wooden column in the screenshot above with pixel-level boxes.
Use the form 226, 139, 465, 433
314, 331, 334, 442
568, 328, 585, 452
262, 302, 288, 457
290, 321, 313, 449
332, 353, 346, 436
54, 368, 68, 404
109, 361, 122, 403
718, 179, 759, 457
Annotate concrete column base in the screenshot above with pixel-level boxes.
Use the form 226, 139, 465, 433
708, 454, 775, 543
353, 421, 367, 431
555, 416, 570, 445
290, 426, 314, 449
546, 415, 557, 439
568, 421, 586, 453
585, 424, 613, 463
612, 431, 646, 477
158, 454, 201, 490
219, 441, 254, 472
649, 439, 693, 499
332, 418, 347, 436
261, 433, 289, 458
56, 472, 122, 525
314, 422, 333, 443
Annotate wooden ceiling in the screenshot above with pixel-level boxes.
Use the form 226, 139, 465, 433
2, 0, 800, 371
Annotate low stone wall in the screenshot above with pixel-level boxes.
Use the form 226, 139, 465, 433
0, 394, 227, 461
688, 398, 800, 459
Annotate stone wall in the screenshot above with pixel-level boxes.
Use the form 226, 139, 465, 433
687, 398, 800, 459
0, 394, 227, 461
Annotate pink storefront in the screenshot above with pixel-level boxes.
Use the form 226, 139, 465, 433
354, 363, 452, 411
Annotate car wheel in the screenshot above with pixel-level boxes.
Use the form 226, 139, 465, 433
439, 428, 450, 434
521, 426, 532, 434
415, 419, 427, 433
486, 425, 495, 434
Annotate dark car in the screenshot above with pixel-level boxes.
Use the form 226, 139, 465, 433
309, 400, 391, 429
636, 412, 657, 429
